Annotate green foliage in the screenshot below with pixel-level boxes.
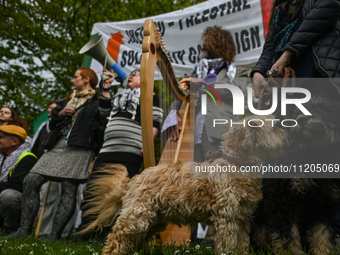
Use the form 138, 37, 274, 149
0, 0, 206, 135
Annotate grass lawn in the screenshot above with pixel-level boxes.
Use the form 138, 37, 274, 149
0, 236, 103, 255
1, 235, 340, 254
0, 236, 218, 255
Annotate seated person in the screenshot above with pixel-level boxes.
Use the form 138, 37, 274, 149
0, 125, 37, 235
0, 107, 29, 134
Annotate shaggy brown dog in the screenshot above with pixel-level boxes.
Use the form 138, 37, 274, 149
83, 115, 286, 255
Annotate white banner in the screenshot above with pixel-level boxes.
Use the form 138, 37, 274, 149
89, 0, 266, 81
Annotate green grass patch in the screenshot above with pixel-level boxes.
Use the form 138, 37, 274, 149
0, 236, 217, 255
1, 235, 340, 254
0, 236, 103, 255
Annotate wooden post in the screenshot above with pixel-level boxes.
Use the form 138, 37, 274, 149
35, 181, 51, 238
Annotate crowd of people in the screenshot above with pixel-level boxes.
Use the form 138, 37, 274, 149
0, 0, 339, 251
0, 67, 163, 241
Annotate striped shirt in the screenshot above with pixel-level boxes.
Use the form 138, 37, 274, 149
99, 94, 163, 156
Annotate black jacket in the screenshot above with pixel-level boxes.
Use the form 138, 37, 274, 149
251, 0, 340, 89
49, 94, 105, 151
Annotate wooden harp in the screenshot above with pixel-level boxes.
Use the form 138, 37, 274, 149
140, 19, 192, 244
141, 19, 191, 169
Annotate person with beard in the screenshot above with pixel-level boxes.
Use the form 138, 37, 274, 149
162, 25, 248, 244
166, 25, 248, 162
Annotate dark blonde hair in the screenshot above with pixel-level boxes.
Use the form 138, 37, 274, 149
77, 67, 98, 89
201, 26, 236, 62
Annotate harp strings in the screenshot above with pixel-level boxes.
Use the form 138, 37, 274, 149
157, 63, 176, 164
147, 24, 188, 165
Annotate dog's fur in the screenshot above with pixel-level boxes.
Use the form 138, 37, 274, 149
251, 97, 340, 255
83, 115, 286, 255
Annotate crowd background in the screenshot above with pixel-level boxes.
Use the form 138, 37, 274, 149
1, 0, 339, 249
0, 0, 206, 136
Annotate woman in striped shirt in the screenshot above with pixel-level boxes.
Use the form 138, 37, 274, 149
74, 69, 163, 241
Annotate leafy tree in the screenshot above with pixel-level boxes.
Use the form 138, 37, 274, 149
0, 0, 205, 134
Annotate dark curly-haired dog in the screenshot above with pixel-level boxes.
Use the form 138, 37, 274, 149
250, 97, 340, 255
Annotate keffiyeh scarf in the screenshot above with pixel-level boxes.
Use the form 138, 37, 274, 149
109, 88, 141, 120
271, 0, 302, 64
0, 142, 31, 183
63, 89, 96, 138
193, 58, 236, 81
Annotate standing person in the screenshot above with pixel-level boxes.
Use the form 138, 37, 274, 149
163, 25, 248, 244
97, 69, 162, 176
30, 101, 82, 237
251, 0, 340, 103
0, 125, 37, 235
11, 67, 105, 240
72, 69, 163, 241
167, 25, 248, 162
249, 0, 340, 248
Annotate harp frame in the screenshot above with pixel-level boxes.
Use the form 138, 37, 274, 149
140, 19, 190, 168
140, 18, 193, 245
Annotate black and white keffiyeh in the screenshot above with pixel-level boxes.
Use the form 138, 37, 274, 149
192, 58, 236, 81
109, 88, 141, 120
0, 142, 31, 183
